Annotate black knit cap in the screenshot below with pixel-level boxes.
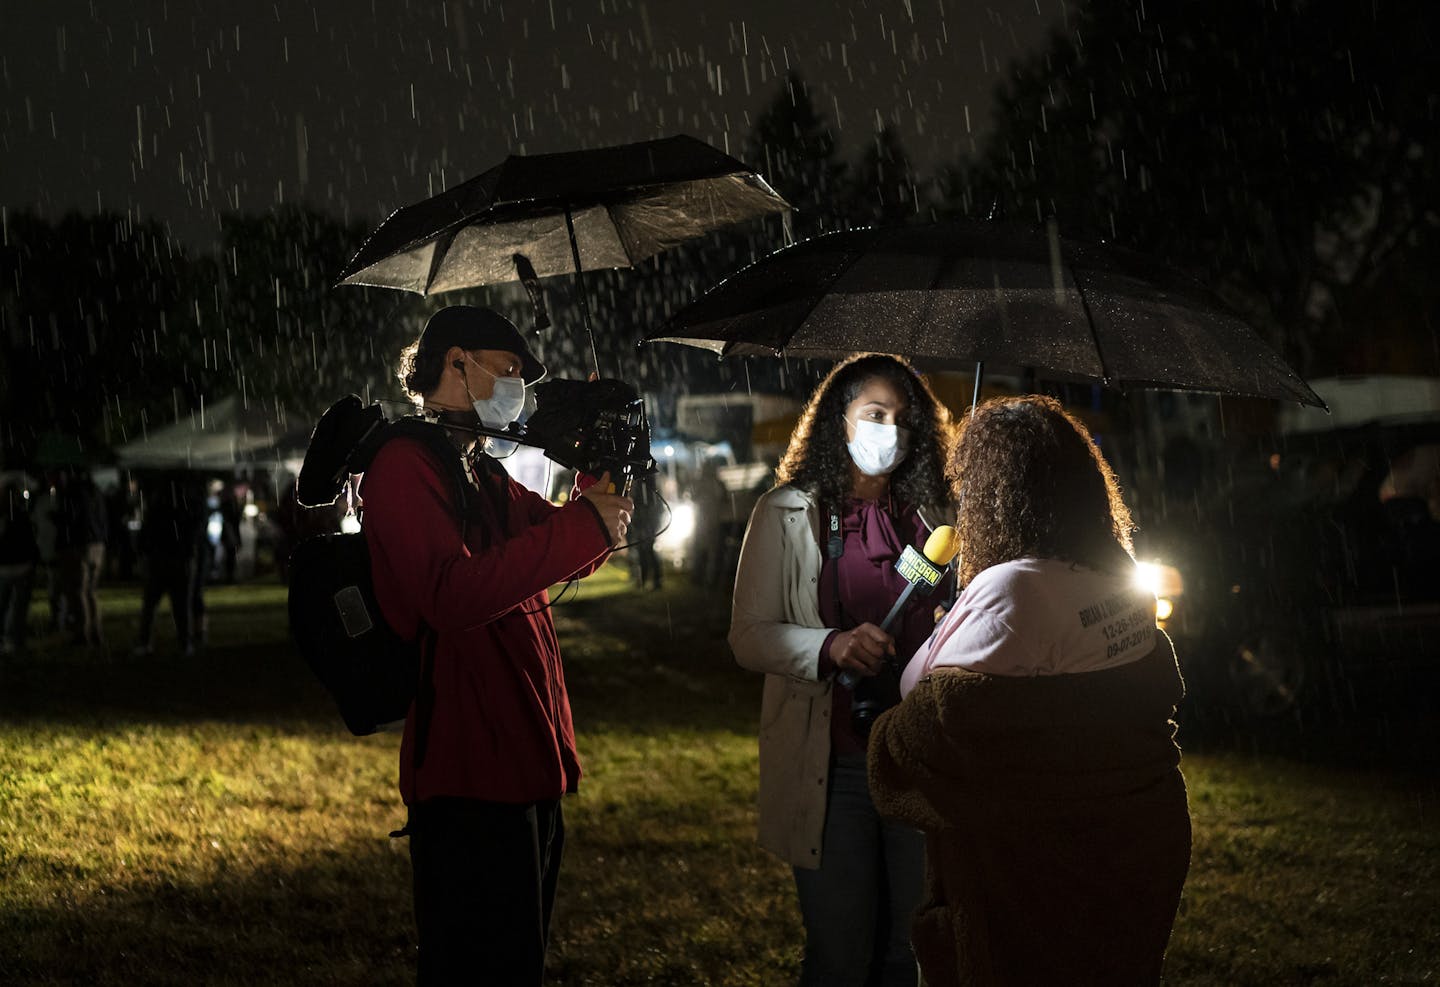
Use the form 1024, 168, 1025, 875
418, 306, 546, 384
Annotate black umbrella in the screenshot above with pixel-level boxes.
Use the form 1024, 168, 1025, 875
338, 134, 790, 374
646, 220, 1325, 409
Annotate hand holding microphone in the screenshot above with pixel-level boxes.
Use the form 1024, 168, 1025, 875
829, 622, 895, 678
835, 524, 959, 686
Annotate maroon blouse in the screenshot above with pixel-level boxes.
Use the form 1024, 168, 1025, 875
818, 497, 950, 755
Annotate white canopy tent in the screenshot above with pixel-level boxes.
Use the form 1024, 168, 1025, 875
115, 395, 302, 471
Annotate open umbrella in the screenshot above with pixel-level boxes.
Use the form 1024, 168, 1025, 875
337, 134, 790, 374
646, 220, 1325, 409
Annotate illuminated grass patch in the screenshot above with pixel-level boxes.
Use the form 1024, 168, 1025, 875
2, 572, 1435, 985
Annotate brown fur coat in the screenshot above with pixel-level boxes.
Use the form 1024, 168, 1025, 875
868, 636, 1191, 986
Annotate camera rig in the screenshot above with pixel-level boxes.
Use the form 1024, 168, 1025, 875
297, 378, 657, 510
521, 378, 654, 493
456, 377, 657, 500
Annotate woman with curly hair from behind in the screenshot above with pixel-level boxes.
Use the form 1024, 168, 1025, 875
868, 394, 1192, 986
729, 353, 958, 987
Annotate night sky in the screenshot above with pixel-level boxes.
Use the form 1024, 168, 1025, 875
3, 0, 1063, 249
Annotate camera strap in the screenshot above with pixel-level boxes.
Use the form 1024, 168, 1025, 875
824, 505, 855, 632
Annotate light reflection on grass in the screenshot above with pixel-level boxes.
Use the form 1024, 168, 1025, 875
2, 570, 1437, 985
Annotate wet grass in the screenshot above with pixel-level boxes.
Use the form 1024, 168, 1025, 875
1, 564, 1436, 985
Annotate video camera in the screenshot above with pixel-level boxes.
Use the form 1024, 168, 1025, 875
475, 377, 657, 502
296, 377, 657, 511
516, 378, 656, 500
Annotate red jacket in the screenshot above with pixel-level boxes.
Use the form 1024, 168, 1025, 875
361, 436, 612, 805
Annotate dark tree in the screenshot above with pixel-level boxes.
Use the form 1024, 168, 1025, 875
213, 206, 421, 421
745, 72, 848, 239
0, 212, 208, 467
847, 125, 920, 227
966, 0, 1439, 376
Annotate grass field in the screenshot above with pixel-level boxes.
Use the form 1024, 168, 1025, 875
1, 563, 1437, 985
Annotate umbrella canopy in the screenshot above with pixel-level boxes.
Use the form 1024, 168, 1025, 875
337, 134, 790, 295
647, 221, 1324, 408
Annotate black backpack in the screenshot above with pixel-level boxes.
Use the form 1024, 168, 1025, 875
287, 396, 472, 736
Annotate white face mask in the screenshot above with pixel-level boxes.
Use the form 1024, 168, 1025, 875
466, 355, 528, 429
485, 387, 536, 458
846, 418, 909, 476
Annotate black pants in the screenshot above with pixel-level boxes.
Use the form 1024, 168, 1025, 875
407, 797, 565, 986
136, 555, 196, 649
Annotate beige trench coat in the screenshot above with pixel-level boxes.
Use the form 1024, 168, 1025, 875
728, 483, 943, 869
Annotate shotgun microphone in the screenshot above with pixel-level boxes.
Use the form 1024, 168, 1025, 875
837, 525, 959, 688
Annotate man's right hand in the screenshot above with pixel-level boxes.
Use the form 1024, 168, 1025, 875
580, 471, 633, 545
828, 621, 895, 677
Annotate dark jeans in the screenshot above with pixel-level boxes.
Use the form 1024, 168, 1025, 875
793, 753, 925, 987
193, 542, 213, 638
0, 564, 35, 652
136, 555, 197, 650
407, 797, 565, 986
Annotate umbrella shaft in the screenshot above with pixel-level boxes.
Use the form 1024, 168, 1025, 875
563, 206, 602, 378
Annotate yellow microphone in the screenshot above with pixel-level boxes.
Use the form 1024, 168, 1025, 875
880, 524, 959, 632
835, 524, 956, 685
923, 525, 960, 569
837, 524, 960, 688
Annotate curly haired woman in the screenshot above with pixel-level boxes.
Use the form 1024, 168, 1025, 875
869, 394, 1192, 987
728, 353, 958, 987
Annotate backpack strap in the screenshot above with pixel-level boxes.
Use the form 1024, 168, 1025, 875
352, 416, 474, 518
352, 416, 478, 790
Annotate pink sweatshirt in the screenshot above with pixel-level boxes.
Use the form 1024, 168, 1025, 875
900, 557, 1157, 696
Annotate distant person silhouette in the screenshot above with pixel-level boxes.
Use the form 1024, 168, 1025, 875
0, 478, 40, 657
51, 467, 108, 648
132, 472, 207, 657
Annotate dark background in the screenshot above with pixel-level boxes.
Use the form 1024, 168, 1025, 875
3, 0, 1060, 249
2, 1, 1436, 464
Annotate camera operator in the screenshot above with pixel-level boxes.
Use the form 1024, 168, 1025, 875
727, 354, 957, 987
361, 306, 632, 986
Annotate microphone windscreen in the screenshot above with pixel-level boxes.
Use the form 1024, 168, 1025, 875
922, 525, 960, 566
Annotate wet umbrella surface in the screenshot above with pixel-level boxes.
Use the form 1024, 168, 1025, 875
337, 134, 789, 296
649, 220, 1325, 408
337, 134, 789, 373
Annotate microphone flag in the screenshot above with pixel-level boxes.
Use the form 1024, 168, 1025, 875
836, 525, 958, 688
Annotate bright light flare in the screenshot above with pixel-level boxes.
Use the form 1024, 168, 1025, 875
654, 500, 696, 554
1133, 561, 1184, 599
1135, 560, 1183, 625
